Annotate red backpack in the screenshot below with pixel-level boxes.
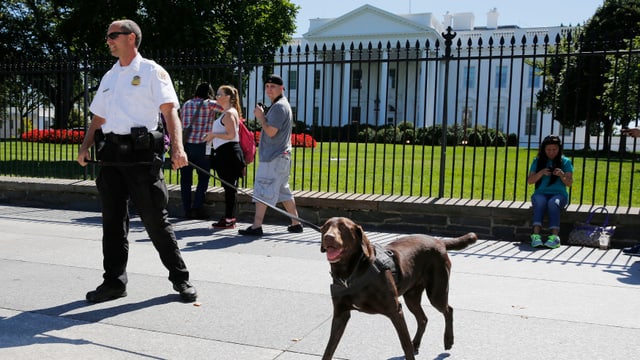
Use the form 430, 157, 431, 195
239, 118, 256, 164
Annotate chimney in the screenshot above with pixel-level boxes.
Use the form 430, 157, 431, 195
452, 12, 474, 31
443, 11, 453, 28
487, 8, 499, 29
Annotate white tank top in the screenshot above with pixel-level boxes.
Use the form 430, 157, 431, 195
211, 112, 239, 149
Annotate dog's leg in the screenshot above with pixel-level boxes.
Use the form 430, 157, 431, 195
387, 302, 416, 360
403, 289, 427, 354
322, 310, 351, 360
426, 297, 454, 350
425, 260, 455, 350
444, 305, 454, 350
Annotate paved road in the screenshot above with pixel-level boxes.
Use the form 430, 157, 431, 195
0, 204, 638, 359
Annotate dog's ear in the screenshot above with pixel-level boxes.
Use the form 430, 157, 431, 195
319, 219, 330, 253
355, 224, 374, 259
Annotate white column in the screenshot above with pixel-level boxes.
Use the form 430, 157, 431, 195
418, 49, 428, 126
379, 50, 389, 126
342, 50, 351, 126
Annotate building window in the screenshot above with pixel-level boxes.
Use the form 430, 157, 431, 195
559, 124, 572, 137
352, 69, 362, 89
463, 66, 476, 89
313, 106, 319, 126
350, 106, 361, 123
291, 106, 298, 121
314, 70, 321, 89
525, 107, 538, 136
461, 106, 473, 129
495, 66, 508, 89
527, 65, 541, 88
288, 70, 297, 90
491, 105, 506, 132
389, 68, 396, 89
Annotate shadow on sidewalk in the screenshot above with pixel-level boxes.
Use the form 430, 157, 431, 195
604, 260, 640, 285
0, 295, 174, 356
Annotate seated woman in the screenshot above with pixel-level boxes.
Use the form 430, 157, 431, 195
526, 135, 574, 248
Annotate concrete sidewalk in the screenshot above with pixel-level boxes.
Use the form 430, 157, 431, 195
0, 204, 638, 360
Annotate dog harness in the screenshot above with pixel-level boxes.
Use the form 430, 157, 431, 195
330, 244, 400, 297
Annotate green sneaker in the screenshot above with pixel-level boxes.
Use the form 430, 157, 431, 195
530, 234, 543, 248
544, 234, 561, 249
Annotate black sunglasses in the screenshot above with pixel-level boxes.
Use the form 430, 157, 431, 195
106, 31, 132, 40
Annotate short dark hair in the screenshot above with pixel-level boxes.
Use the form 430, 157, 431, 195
195, 83, 214, 99
112, 19, 142, 48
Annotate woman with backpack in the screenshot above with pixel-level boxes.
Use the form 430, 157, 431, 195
204, 85, 246, 229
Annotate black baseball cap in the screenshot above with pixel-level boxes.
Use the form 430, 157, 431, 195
265, 74, 284, 86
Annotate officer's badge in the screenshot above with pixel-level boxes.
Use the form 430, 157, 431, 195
131, 75, 141, 86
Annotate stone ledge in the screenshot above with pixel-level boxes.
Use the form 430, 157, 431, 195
0, 176, 637, 247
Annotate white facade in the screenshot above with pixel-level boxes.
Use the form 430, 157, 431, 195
1, 107, 54, 139
247, 5, 579, 147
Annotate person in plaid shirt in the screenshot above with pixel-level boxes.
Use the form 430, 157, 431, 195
180, 83, 222, 219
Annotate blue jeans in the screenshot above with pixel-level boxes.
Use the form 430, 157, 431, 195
531, 193, 567, 230
180, 142, 210, 213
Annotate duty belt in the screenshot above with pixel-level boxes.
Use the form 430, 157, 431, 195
104, 133, 132, 144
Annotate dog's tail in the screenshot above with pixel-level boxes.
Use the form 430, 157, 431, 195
443, 232, 478, 251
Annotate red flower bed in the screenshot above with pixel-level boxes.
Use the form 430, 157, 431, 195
253, 131, 316, 148
21, 129, 85, 144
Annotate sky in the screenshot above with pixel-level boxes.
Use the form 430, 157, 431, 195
289, 0, 605, 37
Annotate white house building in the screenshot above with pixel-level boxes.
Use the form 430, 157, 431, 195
247, 4, 595, 148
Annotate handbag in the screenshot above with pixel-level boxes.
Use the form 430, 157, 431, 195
567, 207, 616, 249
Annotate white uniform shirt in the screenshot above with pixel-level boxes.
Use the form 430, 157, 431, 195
89, 53, 179, 135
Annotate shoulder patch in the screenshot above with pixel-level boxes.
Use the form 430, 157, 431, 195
157, 70, 169, 82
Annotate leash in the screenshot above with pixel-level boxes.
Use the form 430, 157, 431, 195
187, 160, 322, 232
85, 158, 322, 232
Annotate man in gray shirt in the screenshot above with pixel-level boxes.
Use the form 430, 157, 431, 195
239, 74, 302, 236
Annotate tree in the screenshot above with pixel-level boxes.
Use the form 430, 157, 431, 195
0, 0, 299, 129
580, 0, 640, 151
602, 36, 640, 153
536, 0, 640, 151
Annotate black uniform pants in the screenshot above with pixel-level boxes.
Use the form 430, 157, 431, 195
96, 163, 189, 287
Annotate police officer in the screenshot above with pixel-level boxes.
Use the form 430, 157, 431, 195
77, 19, 197, 303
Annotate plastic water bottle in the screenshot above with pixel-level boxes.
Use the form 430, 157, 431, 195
598, 233, 609, 250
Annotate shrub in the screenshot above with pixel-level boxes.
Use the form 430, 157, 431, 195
358, 127, 376, 142
292, 133, 317, 148
375, 127, 402, 143
21, 129, 85, 144
252, 131, 317, 148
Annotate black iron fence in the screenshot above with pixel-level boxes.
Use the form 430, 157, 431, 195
1, 28, 639, 208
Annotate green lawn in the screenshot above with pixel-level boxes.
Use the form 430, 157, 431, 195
2, 140, 639, 207
288, 142, 640, 207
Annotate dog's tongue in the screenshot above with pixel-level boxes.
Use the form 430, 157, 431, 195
325, 247, 342, 262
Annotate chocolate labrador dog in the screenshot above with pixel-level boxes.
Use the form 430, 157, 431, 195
320, 217, 477, 360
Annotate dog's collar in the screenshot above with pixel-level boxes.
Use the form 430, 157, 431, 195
330, 252, 369, 289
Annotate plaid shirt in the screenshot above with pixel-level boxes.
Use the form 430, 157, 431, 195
181, 98, 222, 143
